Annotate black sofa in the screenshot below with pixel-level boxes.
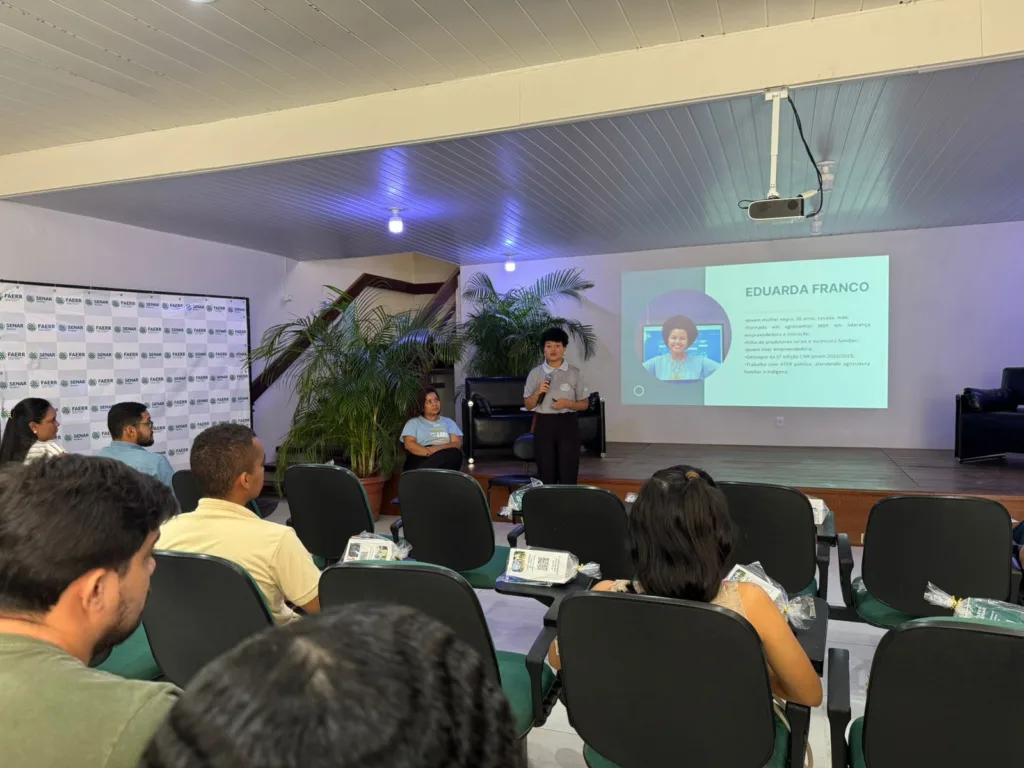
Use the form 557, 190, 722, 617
955, 367, 1024, 462
462, 376, 606, 464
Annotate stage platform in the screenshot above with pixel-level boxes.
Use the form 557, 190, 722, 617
468, 443, 1024, 542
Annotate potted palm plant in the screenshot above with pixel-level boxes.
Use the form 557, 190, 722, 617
461, 268, 598, 377
249, 287, 462, 517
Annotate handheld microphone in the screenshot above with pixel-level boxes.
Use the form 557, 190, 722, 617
537, 374, 552, 405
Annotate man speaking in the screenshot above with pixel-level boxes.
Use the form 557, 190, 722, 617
523, 328, 590, 485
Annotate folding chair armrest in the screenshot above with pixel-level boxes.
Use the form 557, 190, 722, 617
390, 517, 404, 545
837, 533, 855, 608
526, 625, 561, 728
816, 538, 831, 602
1010, 566, 1021, 605
784, 700, 811, 768
827, 648, 851, 768
507, 523, 525, 550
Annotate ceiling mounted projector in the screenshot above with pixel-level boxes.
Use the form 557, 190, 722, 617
744, 88, 823, 223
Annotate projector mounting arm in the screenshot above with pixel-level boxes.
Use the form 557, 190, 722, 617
765, 87, 788, 200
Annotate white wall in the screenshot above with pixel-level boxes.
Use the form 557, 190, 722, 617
0, 202, 457, 458
461, 221, 1024, 450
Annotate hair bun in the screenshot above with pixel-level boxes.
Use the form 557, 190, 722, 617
684, 471, 700, 480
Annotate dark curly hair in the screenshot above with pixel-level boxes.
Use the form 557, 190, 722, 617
629, 465, 735, 602
141, 603, 522, 768
661, 315, 698, 346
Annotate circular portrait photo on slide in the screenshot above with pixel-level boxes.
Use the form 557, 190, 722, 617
635, 290, 732, 382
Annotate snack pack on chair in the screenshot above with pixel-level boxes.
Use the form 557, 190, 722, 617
924, 582, 1024, 625
499, 478, 544, 519
500, 546, 601, 586
342, 532, 412, 562
725, 561, 817, 630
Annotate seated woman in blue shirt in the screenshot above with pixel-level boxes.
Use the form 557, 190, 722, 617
643, 314, 720, 381
400, 389, 463, 472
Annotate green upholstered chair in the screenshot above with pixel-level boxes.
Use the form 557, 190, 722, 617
391, 469, 509, 589
95, 624, 161, 681
828, 617, 1024, 768
719, 481, 830, 601
557, 591, 810, 768
142, 551, 274, 686
171, 468, 265, 518
284, 464, 376, 568
319, 561, 558, 759
836, 495, 1021, 628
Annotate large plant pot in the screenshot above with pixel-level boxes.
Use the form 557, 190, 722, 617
359, 475, 388, 521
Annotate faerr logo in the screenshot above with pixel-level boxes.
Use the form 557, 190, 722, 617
170, 351, 186, 359
168, 302, 185, 310
172, 399, 188, 407
40, 379, 58, 387
193, 374, 209, 383
58, 295, 83, 306
96, 377, 115, 385
147, 376, 165, 384
95, 325, 112, 332
119, 351, 139, 360
35, 323, 56, 331
210, 303, 227, 312
7, 351, 25, 360
66, 352, 86, 360
195, 420, 211, 430
143, 326, 162, 334
213, 396, 231, 405
153, 424, 166, 433
212, 351, 228, 359
119, 299, 137, 308
2, 291, 23, 301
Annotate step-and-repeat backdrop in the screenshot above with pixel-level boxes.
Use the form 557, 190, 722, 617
0, 282, 252, 470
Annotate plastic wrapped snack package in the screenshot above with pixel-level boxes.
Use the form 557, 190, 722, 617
501, 546, 602, 585
923, 582, 1024, 626
499, 478, 544, 519
725, 562, 817, 630
342, 532, 412, 563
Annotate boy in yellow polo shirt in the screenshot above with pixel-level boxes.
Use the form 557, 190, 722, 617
159, 424, 320, 623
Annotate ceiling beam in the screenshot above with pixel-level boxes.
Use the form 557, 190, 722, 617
0, 0, 1021, 199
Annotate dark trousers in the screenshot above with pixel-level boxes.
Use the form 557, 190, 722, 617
404, 446, 464, 472
534, 413, 580, 485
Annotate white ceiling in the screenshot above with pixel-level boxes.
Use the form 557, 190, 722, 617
11, 56, 1024, 264
0, 0, 905, 155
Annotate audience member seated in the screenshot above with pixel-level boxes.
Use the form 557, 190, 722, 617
158, 423, 321, 623
401, 387, 464, 471
140, 603, 520, 768
550, 465, 822, 708
0, 397, 67, 464
98, 402, 174, 487
0, 455, 179, 767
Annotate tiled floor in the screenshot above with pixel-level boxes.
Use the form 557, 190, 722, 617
272, 503, 880, 767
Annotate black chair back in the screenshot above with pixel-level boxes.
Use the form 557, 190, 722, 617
863, 496, 1013, 615
319, 562, 498, 680
720, 481, 817, 594
862, 618, 1024, 767
143, 551, 273, 686
398, 469, 495, 571
171, 469, 201, 513
284, 464, 374, 561
559, 591, 778, 767
520, 485, 632, 580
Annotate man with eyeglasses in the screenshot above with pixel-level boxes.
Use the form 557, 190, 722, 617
97, 403, 174, 488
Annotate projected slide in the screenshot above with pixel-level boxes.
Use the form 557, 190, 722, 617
621, 255, 889, 408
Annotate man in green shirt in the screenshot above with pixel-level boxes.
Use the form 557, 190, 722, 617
0, 454, 180, 767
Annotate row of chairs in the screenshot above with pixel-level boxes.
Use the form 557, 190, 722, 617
173, 463, 1022, 628
140, 552, 1023, 767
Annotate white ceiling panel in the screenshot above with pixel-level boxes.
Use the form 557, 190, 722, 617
0, 0, 906, 155
11, 58, 1024, 264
